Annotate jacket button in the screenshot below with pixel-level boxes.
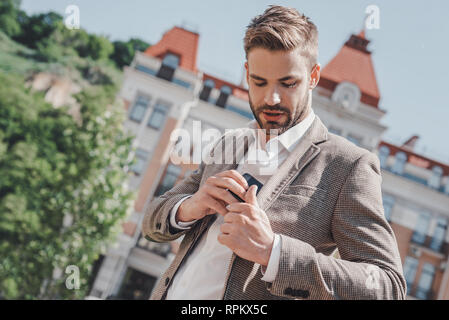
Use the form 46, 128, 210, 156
156, 222, 162, 230
165, 277, 170, 286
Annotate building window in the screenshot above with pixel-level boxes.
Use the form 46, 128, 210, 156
430, 217, 447, 252
378, 146, 390, 169
199, 79, 215, 103
411, 211, 431, 244
115, 267, 157, 300
403, 256, 419, 295
392, 151, 407, 175
147, 101, 169, 130
428, 166, 443, 189
445, 177, 449, 195
155, 164, 182, 196
130, 149, 150, 175
156, 53, 180, 82
382, 194, 395, 222
129, 95, 150, 122
415, 263, 436, 300
215, 85, 232, 108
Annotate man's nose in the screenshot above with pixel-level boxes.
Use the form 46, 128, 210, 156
264, 87, 281, 106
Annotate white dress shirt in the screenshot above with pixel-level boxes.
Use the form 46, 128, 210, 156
165, 109, 316, 299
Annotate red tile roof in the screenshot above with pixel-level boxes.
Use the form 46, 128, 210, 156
144, 26, 199, 73
319, 31, 381, 108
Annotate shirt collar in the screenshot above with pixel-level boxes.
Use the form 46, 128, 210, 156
247, 109, 316, 153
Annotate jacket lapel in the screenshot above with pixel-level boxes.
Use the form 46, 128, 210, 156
256, 116, 328, 212
191, 116, 328, 245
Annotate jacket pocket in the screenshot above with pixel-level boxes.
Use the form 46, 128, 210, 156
282, 185, 328, 203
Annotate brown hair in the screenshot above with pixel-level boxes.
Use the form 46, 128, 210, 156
244, 5, 319, 70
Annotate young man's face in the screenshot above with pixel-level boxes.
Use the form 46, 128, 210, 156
245, 47, 319, 137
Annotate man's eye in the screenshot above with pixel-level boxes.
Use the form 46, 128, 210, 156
283, 82, 297, 88
255, 82, 266, 87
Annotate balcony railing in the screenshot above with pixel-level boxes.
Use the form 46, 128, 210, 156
382, 165, 449, 197
135, 63, 193, 90
410, 232, 449, 256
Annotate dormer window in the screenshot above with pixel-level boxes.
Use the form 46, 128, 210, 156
445, 177, 449, 195
428, 166, 443, 189
392, 151, 407, 175
156, 53, 180, 82
199, 79, 215, 103
378, 145, 390, 169
216, 85, 232, 108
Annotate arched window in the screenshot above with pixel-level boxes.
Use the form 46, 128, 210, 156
403, 256, 419, 295
430, 217, 447, 252
392, 151, 407, 175
215, 85, 232, 108
445, 177, 449, 195
199, 79, 215, 102
411, 211, 431, 244
162, 53, 180, 68
378, 146, 390, 169
428, 166, 443, 189
129, 95, 151, 123
157, 53, 180, 82
416, 263, 436, 299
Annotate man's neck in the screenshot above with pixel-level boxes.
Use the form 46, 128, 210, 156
264, 107, 311, 142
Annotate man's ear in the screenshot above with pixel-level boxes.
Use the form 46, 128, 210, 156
245, 61, 249, 84
310, 63, 321, 89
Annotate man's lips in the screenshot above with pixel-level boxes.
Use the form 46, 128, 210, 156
261, 110, 285, 121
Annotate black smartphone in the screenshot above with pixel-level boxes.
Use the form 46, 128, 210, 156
227, 173, 263, 202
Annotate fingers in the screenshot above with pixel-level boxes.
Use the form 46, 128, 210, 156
206, 185, 240, 207
204, 197, 228, 216
244, 185, 258, 206
223, 211, 246, 224
219, 222, 234, 235
216, 170, 249, 191
208, 176, 247, 200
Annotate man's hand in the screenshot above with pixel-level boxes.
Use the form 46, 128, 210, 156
218, 185, 275, 267
176, 170, 249, 223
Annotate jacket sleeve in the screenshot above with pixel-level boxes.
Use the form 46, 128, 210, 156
141, 160, 206, 243
266, 151, 408, 300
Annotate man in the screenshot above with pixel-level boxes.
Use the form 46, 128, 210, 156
142, 5, 407, 300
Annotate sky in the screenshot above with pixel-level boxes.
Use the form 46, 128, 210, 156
21, 0, 449, 163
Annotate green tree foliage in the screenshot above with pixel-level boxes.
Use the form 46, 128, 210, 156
14, 11, 63, 49
110, 38, 150, 68
0, 0, 22, 37
0, 72, 135, 299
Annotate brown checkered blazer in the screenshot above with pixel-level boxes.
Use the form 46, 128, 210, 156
142, 115, 407, 300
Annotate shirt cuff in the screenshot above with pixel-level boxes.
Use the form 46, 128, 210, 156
169, 195, 196, 229
260, 234, 281, 282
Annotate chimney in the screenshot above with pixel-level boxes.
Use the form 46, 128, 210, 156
402, 135, 419, 151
